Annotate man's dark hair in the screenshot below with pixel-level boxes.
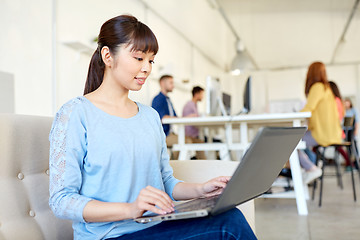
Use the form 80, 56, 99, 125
192, 86, 204, 97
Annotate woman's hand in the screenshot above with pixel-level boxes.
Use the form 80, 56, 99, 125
200, 176, 230, 198
129, 186, 175, 219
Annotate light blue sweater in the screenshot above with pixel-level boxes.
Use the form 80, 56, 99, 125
49, 96, 181, 240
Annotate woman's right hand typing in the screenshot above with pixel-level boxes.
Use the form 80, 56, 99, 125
129, 186, 175, 219
83, 186, 175, 222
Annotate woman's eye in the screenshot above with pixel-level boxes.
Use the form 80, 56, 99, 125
135, 57, 143, 61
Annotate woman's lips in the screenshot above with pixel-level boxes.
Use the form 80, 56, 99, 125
135, 77, 146, 85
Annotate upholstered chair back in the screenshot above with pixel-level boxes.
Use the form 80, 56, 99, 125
0, 114, 72, 240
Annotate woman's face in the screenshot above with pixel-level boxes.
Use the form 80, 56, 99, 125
345, 100, 351, 110
109, 44, 155, 91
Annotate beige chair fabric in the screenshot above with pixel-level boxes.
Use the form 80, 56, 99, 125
170, 160, 256, 232
0, 114, 72, 240
0, 114, 255, 239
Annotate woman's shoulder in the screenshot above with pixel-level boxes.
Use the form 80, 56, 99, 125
312, 82, 325, 88
137, 102, 161, 121
309, 82, 327, 93
50, 97, 89, 136
55, 96, 88, 117
139, 102, 159, 115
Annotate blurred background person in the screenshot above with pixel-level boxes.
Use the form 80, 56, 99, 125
152, 75, 191, 159
329, 81, 345, 121
152, 75, 177, 137
299, 62, 342, 184
344, 97, 359, 169
182, 86, 206, 159
329, 81, 353, 170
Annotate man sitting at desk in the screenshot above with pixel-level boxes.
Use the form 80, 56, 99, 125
151, 75, 191, 159
182, 86, 206, 159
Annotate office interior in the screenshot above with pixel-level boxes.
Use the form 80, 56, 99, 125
1, 0, 360, 239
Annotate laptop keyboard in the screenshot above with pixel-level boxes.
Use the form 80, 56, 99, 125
174, 195, 220, 213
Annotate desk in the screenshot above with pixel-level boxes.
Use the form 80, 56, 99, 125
163, 112, 311, 215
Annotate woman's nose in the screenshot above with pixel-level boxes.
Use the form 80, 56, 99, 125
141, 61, 151, 73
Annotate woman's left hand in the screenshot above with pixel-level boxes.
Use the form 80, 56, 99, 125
200, 176, 230, 198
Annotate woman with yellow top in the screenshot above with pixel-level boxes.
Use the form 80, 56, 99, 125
299, 62, 342, 184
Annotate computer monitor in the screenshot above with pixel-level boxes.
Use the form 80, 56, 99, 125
206, 76, 221, 116
222, 92, 231, 115
241, 76, 251, 114
206, 76, 227, 116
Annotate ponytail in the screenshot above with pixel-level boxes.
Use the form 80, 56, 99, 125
84, 47, 105, 95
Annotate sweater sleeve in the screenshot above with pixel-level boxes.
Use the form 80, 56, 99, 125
301, 83, 326, 112
49, 100, 92, 222
152, 109, 182, 200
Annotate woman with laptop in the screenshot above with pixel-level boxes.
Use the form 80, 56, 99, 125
48, 15, 256, 240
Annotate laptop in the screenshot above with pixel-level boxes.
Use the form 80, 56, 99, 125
135, 127, 306, 223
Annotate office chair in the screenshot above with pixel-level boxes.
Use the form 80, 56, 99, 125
312, 116, 357, 207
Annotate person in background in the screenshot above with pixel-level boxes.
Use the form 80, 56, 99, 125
49, 15, 256, 240
344, 97, 359, 169
299, 62, 342, 184
345, 98, 359, 138
329, 81, 353, 170
151, 75, 192, 159
329, 81, 345, 120
182, 86, 207, 159
152, 75, 177, 136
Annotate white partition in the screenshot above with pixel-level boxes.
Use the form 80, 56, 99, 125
0, 71, 14, 113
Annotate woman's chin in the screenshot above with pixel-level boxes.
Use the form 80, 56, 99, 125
130, 85, 143, 91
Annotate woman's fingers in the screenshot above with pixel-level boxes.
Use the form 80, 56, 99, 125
135, 196, 169, 215
143, 186, 174, 210
216, 176, 231, 183
204, 188, 224, 197
140, 193, 174, 213
135, 186, 174, 215
145, 186, 174, 207
202, 176, 231, 196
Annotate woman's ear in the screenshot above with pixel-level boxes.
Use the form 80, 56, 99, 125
101, 46, 113, 67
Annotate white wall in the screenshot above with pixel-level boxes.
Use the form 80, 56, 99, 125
249, 63, 360, 115
0, 0, 232, 116
56, 0, 233, 117
0, 0, 52, 116
0, 71, 15, 113
1, 0, 360, 120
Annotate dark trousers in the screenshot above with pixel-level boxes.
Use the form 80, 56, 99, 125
107, 208, 257, 240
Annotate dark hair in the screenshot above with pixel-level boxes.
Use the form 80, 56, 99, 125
329, 81, 342, 100
305, 61, 328, 96
84, 15, 159, 95
192, 86, 204, 97
159, 74, 173, 83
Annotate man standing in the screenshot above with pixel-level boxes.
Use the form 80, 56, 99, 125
152, 75, 190, 159
152, 75, 177, 136
182, 86, 207, 159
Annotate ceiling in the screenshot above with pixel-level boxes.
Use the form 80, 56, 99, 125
144, 0, 360, 72
219, 0, 360, 70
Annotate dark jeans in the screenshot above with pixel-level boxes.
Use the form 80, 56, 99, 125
107, 208, 257, 240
